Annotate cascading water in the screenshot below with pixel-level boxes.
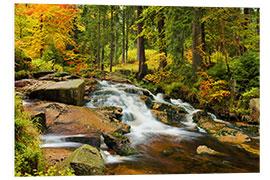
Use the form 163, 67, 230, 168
85, 80, 202, 147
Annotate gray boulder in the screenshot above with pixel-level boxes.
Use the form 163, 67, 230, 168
59, 144, 105, 175
29, 79, 85, 106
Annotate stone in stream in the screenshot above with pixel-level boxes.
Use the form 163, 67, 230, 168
29, 79, 85, 106
150, 102, 187, 125
196, 145, 226, 156
102, 132, 138, 156
59, 144, 105, 175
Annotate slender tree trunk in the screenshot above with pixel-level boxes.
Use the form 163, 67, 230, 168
242, 8, 250, 53
101, 13, 105, 69
192, 8, 202, 71
97, 9, 101, 69
110, 6, 114, 72
220, 18, 230, 74
125, 10, 128, 65
114, 31, 118, 64
137, 6, 148, 79
158, 9, 167, 70
122, 7, 126, 64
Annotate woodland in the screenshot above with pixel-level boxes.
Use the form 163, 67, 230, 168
14, 4, 260, 176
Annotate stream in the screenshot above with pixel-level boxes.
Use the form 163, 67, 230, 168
40, 80, 259, 174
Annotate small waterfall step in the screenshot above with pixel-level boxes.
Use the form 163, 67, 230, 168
40, 133, 101, 148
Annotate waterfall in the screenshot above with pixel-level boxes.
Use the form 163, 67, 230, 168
85, 80, 202, 146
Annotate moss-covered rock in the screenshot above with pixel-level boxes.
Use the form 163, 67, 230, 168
102, 132, 138, 156
151, 102, 187, 124
59, 145, 105, 175
15, 70, 30, 80
29, 79, 85, 106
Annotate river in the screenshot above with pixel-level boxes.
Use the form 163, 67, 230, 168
82, 80, 259, 174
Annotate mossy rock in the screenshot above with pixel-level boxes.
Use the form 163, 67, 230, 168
59, 144, 105, 175
151, 102, 187, 123
102, 132, 138, 156
15, 70, 30, 80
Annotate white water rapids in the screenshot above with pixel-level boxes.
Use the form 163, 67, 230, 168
83, 80, 205, 163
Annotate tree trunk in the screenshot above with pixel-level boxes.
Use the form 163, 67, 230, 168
192, 8, 203, 71
101, 13, 105, 69
125, 9, 129, 65
137, 6, 148, 79
220, 17, 230, 75
114, 31, 118, 64
122, 7, 126, 64
110, 6, 114, 72
158, 9, 167, 70
97, 9, 101, 69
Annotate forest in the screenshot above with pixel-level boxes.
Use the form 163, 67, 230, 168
14, 4, 260, 176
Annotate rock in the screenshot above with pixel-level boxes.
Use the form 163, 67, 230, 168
214, 127, 250, 144
192, 110, 212, 123
162, 150, 174, 157
237, 142, 260, 157
96, 106, 123, 121
151, 102, 187, 124
30, 111, 47, 132
29, 79, 85, 106
196, 145, 226, 156
102, 132, 138, 156
151, 110, 169, 124
192, 111, 250, 144
59, 145, 105, 175
25, 102, 130, 135
249, 98, 260, 123
42, 148, 73, 166
32, 70, 55, 79
140, 95, 154, 109
65, 134, 101, 148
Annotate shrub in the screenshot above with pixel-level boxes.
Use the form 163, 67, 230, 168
15, 95, 44, 176
230, 51, 260, 92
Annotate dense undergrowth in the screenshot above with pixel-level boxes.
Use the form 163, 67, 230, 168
14, 95, 74, 176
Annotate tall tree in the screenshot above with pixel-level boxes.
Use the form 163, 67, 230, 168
192, 8, 203, 71
137, 6, 148, 79
122, 6, 126, 64
110, 6, 114, 72
97, 8, 101, 69
157, 7, 167, 70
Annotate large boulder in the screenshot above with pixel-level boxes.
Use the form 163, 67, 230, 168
24, 102, 130, 135
29, 79, 85, 106
102, 132, 138, 156
59, 144, 105, 175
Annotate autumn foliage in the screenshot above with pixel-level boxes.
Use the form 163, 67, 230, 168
197, 71, 230, 105
15, 4, 82, 70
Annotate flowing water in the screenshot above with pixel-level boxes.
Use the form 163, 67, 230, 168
83, 80, 259, 174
